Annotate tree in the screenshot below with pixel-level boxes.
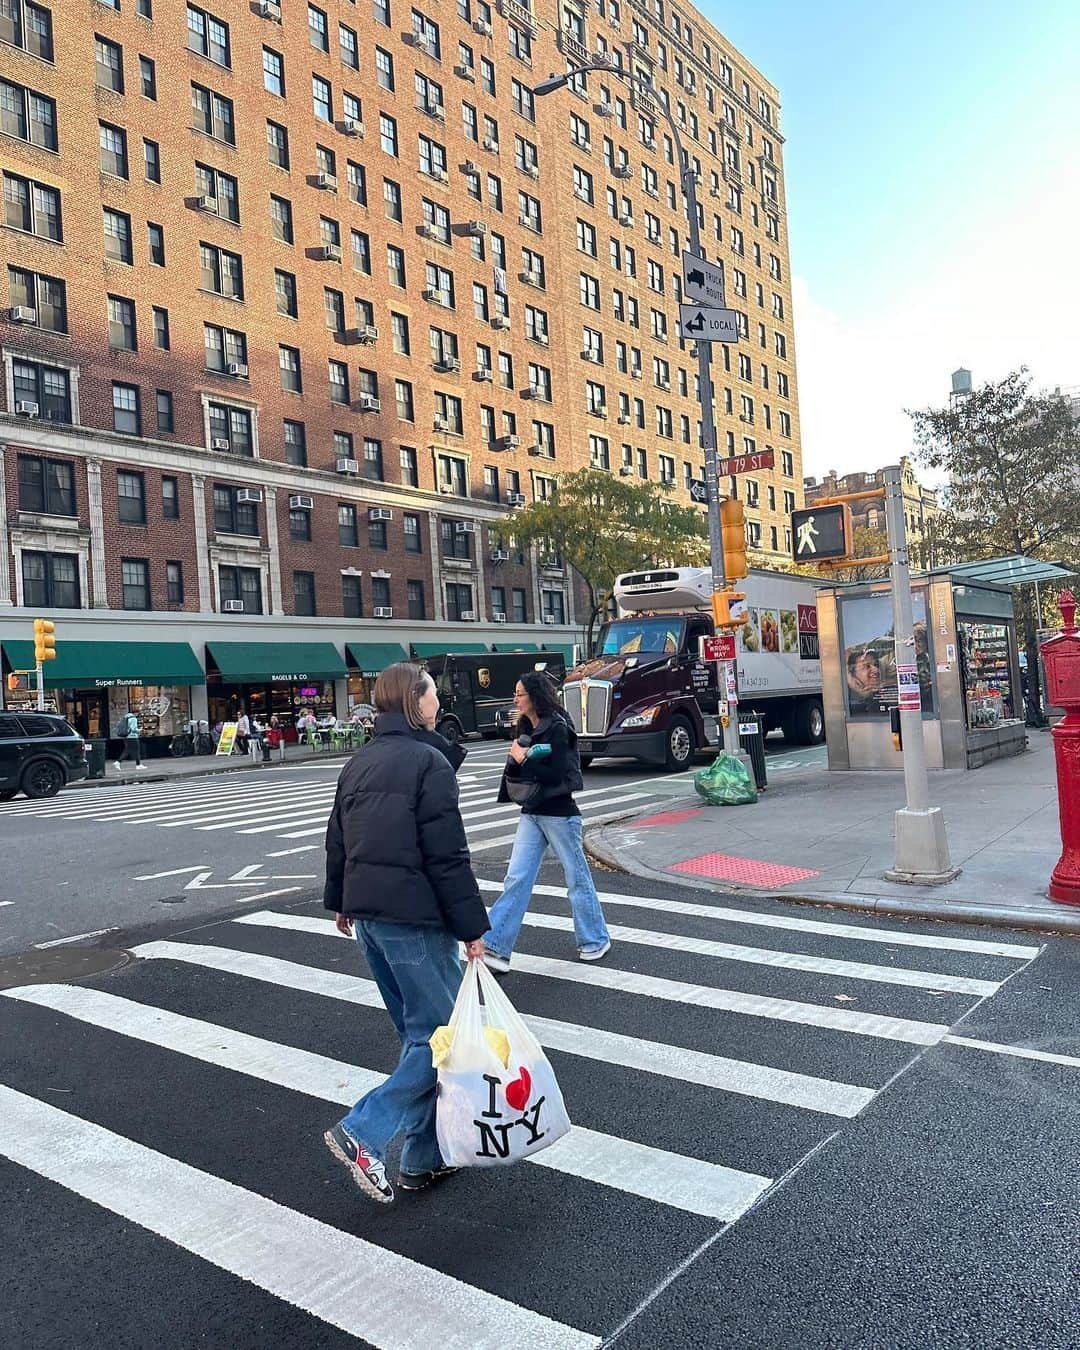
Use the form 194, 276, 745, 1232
507, 468, 708, 651
908, 369, 1080, 722
793, 525, 890, 584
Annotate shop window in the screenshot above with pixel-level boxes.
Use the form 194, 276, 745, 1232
960, 622, 1016, 727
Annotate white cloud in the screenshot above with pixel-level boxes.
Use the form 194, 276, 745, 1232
792, 158, 1080, 487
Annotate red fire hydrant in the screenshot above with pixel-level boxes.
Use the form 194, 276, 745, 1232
1043, 589, 1080, 905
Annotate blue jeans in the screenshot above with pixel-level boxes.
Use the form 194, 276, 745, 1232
341, 920, 462, 1174
485, 813, 610, 960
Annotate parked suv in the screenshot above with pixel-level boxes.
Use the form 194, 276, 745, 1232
0, 711, 89, 799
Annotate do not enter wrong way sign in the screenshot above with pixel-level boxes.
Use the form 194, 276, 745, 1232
700, 634, 736, 662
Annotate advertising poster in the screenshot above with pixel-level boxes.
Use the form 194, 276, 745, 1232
215, 721, 238, 756
840, 593, 933, 718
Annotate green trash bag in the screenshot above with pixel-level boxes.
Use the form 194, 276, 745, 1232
694, 753, 758, 806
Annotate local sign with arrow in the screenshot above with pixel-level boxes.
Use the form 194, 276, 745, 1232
679, 304, 740, 343
682, 251, 726, 307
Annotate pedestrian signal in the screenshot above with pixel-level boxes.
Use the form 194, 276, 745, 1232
711, 589, 747, 631
33, 617, 57, 663
790, 504, 850, 562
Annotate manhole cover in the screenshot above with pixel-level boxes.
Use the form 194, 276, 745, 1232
0, 947, 133, 990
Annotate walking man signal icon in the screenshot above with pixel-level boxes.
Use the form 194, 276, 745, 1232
796, 515, 819, 555
789, 503, 850, 563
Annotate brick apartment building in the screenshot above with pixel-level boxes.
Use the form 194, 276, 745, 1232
0, 0, 803, 746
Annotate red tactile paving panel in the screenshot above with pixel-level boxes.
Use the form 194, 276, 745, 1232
635, 808, 705, 828
670, 852, 820, 887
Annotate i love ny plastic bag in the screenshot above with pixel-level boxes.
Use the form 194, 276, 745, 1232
431, 958, 571, 1168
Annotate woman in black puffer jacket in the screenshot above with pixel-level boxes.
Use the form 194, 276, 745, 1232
482, 670, 612, 972
323, 662, 489, 1205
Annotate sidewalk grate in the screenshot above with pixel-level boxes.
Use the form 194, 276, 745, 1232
635, 808, 705, 828
670, 852, 820, 888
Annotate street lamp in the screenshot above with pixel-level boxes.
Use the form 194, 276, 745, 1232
534, 65, 747, 765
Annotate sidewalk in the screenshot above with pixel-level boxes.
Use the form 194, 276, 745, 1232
70, 741, 346, 790
586, 730, 1080, 935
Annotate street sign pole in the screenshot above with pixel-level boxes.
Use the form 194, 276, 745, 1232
36, 661, 44, 711
882, 463, 957, 883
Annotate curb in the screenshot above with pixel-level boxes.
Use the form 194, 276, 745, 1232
584, 813, 1080, 938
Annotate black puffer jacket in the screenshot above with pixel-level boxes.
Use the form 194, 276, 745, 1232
323, 712, 488, 940
497, 709, 583, 817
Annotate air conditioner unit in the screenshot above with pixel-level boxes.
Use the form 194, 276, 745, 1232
492, 610, 507, 621
357, 395, 381, 413
289, 494, 314, 510
368, 506, 393, 521
617, 414, 631, 425
435, 357, 461, 372
417, 222, 439, 241
438, 482, 455, 494
462, 159, 481, 175
317, 243, 342, 262
474, 368, 493, 382
483, 136, 499, 152
236, 488, 263, 504
658, 378, 671, 390
594, 102, 613, 118
521, 385, 540, 400
195, 195, 218, 213
455, 520, 477, 534
619, 211, 633, 226
8, 306, 37, 324
465, 220, 487, 236
506, 491, 526, 505
454, 63, 475, 81
534, 333, 549, 347
710, 186, 721, 199
373, 606, 393, 618
223, 599, 245, 612
619, 465, 634, 476
316, 172, 337, 191
525, 164, 539, 179
430, 168, 449, 184
403, 31, 420, 45
336, 456, 359, 473
572, 186, 590, 202
631, 368, 642, 379
434, 416, 450, 432
15, 400, 39, 417
647, 230, 661, 244
355, 324, 378, 344
340, 118, 364, 137
472, 17, 492, 34
422, 287, 439, 301
519, 269, 541, 286
226, 361, 248, 378
491, 315, 510, 330
496, 434, 520, 449
211, 436, 231, 450
612, 165, 632, 179
542, 614, 557, 624
490, 550, 510, 563
739, 414, 751, 423
594, 404, 608, 418
527, 446, 542, 456
461, 609, 477, 621
258, 0, 281, 19
643, 136, 657, 150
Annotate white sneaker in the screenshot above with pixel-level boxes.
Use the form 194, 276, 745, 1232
114, 761, 122, 771
579, 940, 612, 962
136, 764, 145, 771
482, 947, 511, 974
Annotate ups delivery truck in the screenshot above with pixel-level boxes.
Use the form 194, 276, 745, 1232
422, 651, 567, 743
560, 566, 824, 771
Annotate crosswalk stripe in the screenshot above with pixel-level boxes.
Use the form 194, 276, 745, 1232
0, 1083, 598, 1350
1, 984, 772, 1224
131, 941, 876, 1116
233, 913, 950, 1046
475, 881, 1040, 960
16, 778, 334, 822
8, 777, 326, 818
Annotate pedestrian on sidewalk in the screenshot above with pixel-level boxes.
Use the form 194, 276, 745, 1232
114, 711, 144, 772
483, 671, 611, 973
267, 714, 286, 763
323, 661, 489, 1205
235, 708, 250, 756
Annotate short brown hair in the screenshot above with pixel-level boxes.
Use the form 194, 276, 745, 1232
373, 662, 431, 729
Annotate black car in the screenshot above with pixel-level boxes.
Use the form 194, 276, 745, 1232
0, 711, 89, 799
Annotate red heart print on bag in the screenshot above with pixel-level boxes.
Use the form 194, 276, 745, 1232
504, 1066, 532, 1113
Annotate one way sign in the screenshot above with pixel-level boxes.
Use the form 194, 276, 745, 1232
679, 304, 740, 343
682, 251, 726, 307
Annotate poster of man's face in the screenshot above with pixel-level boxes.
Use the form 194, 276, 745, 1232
840, 593, 932, 717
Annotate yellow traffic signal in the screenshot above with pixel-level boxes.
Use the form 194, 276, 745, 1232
711, 589, 747, 631
721, 498, 748, 582
33, 618, 56, 663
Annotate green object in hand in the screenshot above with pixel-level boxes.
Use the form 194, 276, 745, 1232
693, 753, 757, 806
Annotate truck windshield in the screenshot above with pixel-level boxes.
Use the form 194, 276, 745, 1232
597, 618, 684, 656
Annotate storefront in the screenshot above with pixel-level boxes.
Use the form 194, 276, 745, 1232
0, 639, 204, 755
205, 640, 348, 736
344, 642, 408, 715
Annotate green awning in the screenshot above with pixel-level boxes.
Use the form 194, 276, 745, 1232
206, 641, 347, 683
541, 645, 577, 668
2, 640, 203, 690
411, 642, 489, 658
346, 641, 408, 678
493, 643, 539, 652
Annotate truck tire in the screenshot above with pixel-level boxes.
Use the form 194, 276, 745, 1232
21, 758, 65, 799
437, 718, 463, 746
663, 716, 696, 772
790, 698, 825, 746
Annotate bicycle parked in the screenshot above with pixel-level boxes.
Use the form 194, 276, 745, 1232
170, 719, 214, 757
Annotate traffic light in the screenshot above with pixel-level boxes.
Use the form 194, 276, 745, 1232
721, 498, 748, 582
711, 588, 747, 631
33, 618, 56, 664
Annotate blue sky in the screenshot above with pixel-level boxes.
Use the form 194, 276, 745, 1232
698, 0, 1080, 478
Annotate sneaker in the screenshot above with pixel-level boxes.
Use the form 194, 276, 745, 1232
579, 940, 612, 962
113, 761, 122, 771
323, 1123, 394, 1204
399, 1164, 459, 1193
136, 764, 145, 771
482, 947, 511, 974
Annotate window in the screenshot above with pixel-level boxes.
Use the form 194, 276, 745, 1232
267, 195, 294, 246
107, 294, 136, 350
368, 516, 387, 549
400, 446, 418, 486
0, 79, 57, 150
166, 562, 184, 605
112, 382, 140, 434
140, 55, 156, 99
308, 3, 328, 50
387, 244, 406, 287
17, 455, 75, 516
379, 113, 398, 157
283, 419, 306, 467
162, 476, 179, 520
208, 402, 253, 456
263, 46, 284, 96
340, 23, 358, 68
362, 437, 384, 481
346, 159, 366, 206
204, 323, 247, 373
192, 164, 238, 223
334, 503, 358, 547
490, 584, 506, 617
293, 571, 316, 615
312, 74, 332, 122
218, 565, 262, 613
1, 0, 54, 61
147, 221, 165, 266
445, 582, 473, 621
143, 139, 160, 182
395, 379, 414, 422
266, 119, 289, 168
156, 390, 173, 433
374, 0, 391, 25
508, 586, 526, 623
21, 551, 80, 609
199, 242, 243, 298
511, 77, 534, 121
542, 590, 565, 624
213, 484, 258, 536
190, 83, 234, 143
117, 470, 146, 524
278, 345, 301, 393
342, 574, 363, 617
7, 266, 65, 332
407, 579, 426, 620
95, 35, 123, 92
441, 520, 471, 561
436, 453, 467, 494
98, 121, 128, 177
398, 511, 421, 554
121, 559, 150, 609
187, 4, 230, 66
102, 208, 132, 264
371, 576, 391, 610
271, 270, 296, 319
375, 46, 394, 90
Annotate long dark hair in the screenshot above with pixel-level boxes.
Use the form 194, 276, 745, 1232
519, 669, 559, 721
